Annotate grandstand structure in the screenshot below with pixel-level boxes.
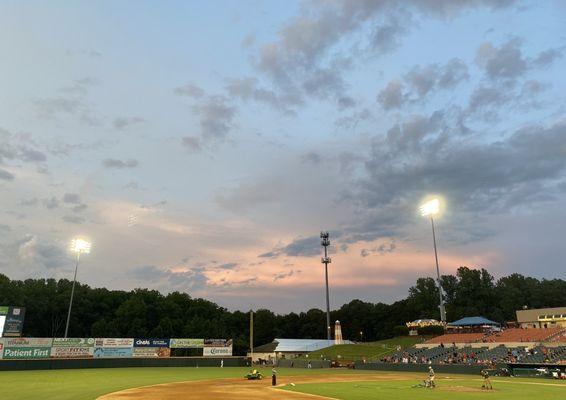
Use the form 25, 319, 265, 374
379, 312, 566, 366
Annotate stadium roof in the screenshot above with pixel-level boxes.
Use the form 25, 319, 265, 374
448, 316, 500, 326
253, 338, 352, 353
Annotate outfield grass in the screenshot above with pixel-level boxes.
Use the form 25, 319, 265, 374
307, 336, 425, 361
0, 366, 371, 400
283, 376, 566, 399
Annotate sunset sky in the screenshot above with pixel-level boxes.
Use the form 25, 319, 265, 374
1, 0, 565, 313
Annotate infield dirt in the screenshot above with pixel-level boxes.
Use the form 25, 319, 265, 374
98, 372, 419, 399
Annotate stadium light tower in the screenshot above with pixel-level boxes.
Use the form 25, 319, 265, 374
419, 198, 447, 324
64, 238, 91, 338
320, 231, 332, 340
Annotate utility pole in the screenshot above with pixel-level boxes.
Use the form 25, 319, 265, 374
320, 231, 331, 340
250, 310, 254, 365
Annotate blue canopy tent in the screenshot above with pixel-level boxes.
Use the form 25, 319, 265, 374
448, 316, 500, 331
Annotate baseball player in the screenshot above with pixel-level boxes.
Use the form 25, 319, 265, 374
481, 369, 493, 390
427, 366, 436, 388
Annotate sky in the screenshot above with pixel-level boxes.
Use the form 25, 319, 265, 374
0, 0, 565, 313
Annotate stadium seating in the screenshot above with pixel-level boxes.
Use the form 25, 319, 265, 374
425, 333, 486, 344
484, 328, 563, 343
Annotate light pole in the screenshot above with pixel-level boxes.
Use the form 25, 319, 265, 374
320, 231, 331, 340
419, 198, 446, 324
64, 238, 91, 338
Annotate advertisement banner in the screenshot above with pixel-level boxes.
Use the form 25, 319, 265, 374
0, 307, 8, 315
132, 347, 171, 358
94, 338, 134, 348
170, 338, 204, 348
204, 339, 232, 347
203, 346, 233, 357
51, 346, 94, 358
0, 339, 4, 359
3, 346, 51, 359
1, 307, 25, 337
134, 338, 170, 347
3, 338, 53, 347
52, 338, 95, 347
93, 347, 133, 358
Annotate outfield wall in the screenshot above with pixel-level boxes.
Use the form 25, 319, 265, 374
0, 356, 248, 371
277, 359, 331, 369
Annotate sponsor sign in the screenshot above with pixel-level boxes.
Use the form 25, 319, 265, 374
51, 346, 94, 358
3, 338, 53, 347
94, 338, 134, 348
134, 338, 170, 348
170, 338, 204, 348
1, 307, 25, 337
204, 339, 233, 347
132, 347, 171, 358
3, 346, 51, 359
203, 346, 233, 357
93, 347, 133, 358
0, 339, 4, 359
0, 307, 9, 315
52, 338, 95, 347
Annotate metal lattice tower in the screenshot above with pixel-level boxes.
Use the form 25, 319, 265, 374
320, 231, 332, 340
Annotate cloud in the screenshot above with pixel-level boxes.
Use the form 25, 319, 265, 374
41, 197, 59, 209
377, 59, 468, 109
62, 215, 85, 224
113, 117, 144, 130
63, 193, 81, 204
15, 235, 69, 270
476, 39, 562, 82
260, 235, 321, 258
181, 136, 202, 152
300, 151, 322, 165
224, 77, 301, 114
103, 158, 139, 169
19, 148, 47, 162
360, 241, 397, 257
174, 84, 205, 98
0, 168, 14, 181
193, 96, 236, 141
32, 78, 100, 125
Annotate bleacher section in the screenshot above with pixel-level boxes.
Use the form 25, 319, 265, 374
380, 328, 566, 365
485, 328, 563, 343
426, 333, 486, 344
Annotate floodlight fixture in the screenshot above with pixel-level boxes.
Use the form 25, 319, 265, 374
420, 198, 440, 217
70, 238, 91, 254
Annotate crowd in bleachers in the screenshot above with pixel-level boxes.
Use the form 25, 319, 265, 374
425, 327, 564, 344
380, 343, 566, 366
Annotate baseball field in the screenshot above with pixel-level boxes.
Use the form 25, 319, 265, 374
1, 367, 565, 400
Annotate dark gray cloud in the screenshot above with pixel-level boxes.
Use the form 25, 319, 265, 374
273, 269, 300, 282
359, 118, 566, 222
224, 77, 301, 115
14, 235, 69, 270
0, 168, 14, 181
255, 0, 514, 109
377, 59, 468, 109
103, 158, 139, 169
476, 39, 562, 82
218, 262, 239, 270
360, 241, 396, 257
19, 148, 47, 162
131, 265, 211, 292
176, 86, 237, 145
260, 235, 321, 258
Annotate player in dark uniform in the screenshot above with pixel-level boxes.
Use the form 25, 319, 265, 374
481, 369, 493, 390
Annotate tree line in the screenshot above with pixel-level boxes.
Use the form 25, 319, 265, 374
1, 267, 565, 355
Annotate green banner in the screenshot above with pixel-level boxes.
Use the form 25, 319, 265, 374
52, 338, 95, 347
0, 306, 8, 315
170, 338, 204, 348
2, 346, 50, 359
